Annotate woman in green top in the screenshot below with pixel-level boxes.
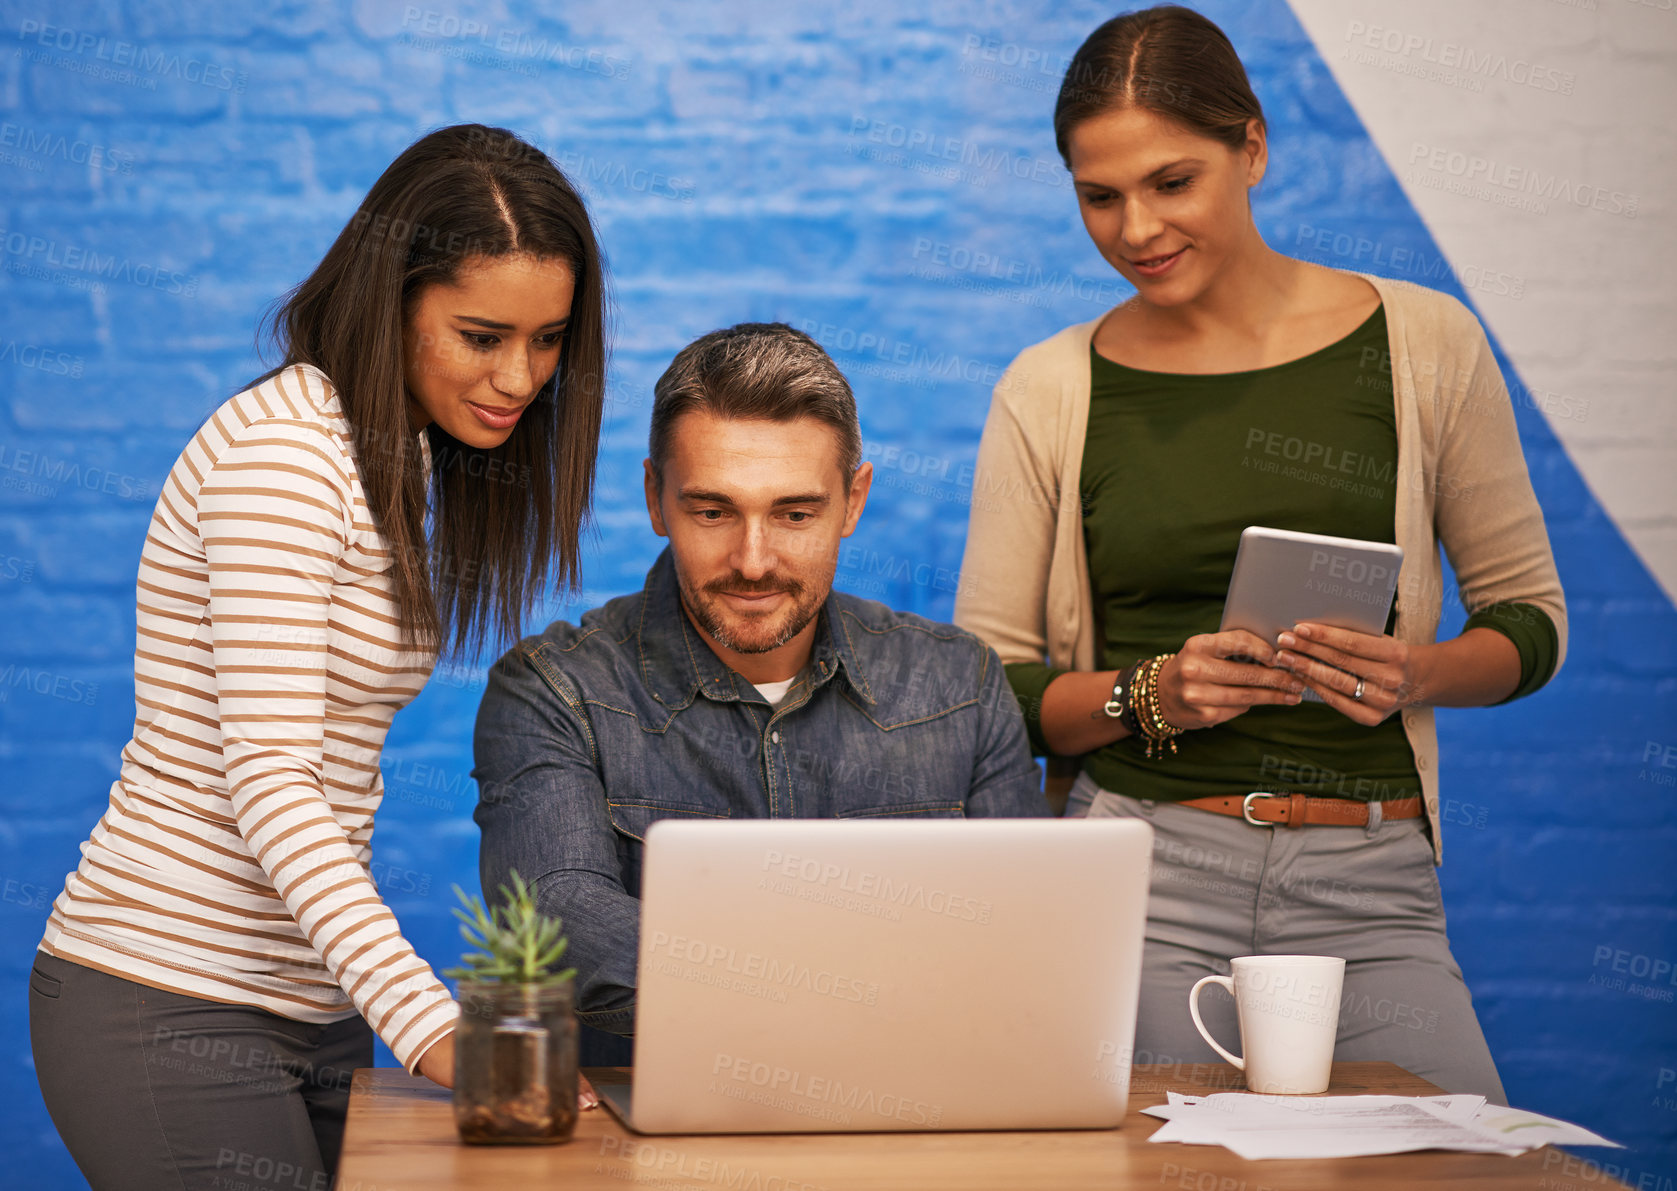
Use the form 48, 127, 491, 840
954, 6, 1565, 1102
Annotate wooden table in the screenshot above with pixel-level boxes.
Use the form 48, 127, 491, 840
336, 1062, 1629, 1190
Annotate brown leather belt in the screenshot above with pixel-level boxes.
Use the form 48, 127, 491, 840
1181, 792, 1425, 829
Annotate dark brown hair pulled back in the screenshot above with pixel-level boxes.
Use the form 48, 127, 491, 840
1053, 5, 1265, 164
263, 123, 608, 656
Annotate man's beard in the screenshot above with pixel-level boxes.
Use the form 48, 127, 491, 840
679, 570, 824, 655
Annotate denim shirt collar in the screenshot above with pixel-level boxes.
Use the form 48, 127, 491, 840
635, 548, 875, 710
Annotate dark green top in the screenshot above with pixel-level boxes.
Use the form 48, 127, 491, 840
1006, 305, 1558, 801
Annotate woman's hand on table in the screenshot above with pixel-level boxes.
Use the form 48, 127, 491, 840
1156, 629, 1306, 729
417, 1033, 455, 1089
418, 1033, 599, 1110
1274, 622, 1418, 725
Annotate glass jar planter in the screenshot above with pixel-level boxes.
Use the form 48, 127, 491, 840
453, 980, 579, 1144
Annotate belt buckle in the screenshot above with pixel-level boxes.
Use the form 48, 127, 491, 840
1242, 792, 1282, 827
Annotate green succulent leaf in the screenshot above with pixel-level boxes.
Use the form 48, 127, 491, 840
444, 869, 577, 986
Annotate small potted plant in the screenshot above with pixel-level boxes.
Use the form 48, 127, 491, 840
446, 870, 580, 1144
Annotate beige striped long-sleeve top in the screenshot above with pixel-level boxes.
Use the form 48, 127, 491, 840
40, 363, 458, 1072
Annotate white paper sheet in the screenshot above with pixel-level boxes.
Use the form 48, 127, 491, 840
1469, 1105, 1622, 1149
1141, 1092, 1618, 1161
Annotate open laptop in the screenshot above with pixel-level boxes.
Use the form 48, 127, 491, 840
594, 817, 1152, 1134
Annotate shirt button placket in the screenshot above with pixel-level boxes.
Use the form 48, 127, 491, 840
766, 724, 786, 816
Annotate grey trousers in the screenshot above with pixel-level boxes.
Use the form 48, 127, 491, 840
29, 951, 373, 1191
1068, 774, 1506, 1103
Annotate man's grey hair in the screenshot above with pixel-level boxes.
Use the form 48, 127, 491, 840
648, 322, 862, 488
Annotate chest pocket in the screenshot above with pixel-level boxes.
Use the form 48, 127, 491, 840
836, 801, 965, 819
607, 796, 732, 898
606, 797, 732, 843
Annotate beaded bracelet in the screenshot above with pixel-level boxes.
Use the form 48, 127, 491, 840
1130, 652, 1185, 758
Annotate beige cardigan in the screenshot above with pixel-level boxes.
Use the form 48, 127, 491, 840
953, 273, 1566, 862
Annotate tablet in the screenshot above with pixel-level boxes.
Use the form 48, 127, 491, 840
1219, 527, 1403, 699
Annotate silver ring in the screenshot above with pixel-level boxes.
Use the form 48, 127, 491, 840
1352, 677, 1365, 702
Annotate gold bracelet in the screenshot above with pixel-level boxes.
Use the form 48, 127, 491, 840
1147, 654, 1180, 739
1130, 652, 1184, 758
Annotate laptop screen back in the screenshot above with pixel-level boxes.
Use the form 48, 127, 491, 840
628, 818, 1152, 1133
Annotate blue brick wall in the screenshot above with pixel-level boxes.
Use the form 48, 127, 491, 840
1, 2, 1671, 1187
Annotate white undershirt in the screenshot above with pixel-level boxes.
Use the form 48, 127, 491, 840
752, 676, 799, 707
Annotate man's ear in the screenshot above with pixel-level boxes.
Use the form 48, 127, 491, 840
840, 461, 873, 538
644, 459, 669, 538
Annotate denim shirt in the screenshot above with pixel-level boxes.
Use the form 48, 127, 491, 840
474, 548, 1045, 1035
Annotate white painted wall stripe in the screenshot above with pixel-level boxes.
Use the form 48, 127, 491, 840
1288, 0, 1677, 602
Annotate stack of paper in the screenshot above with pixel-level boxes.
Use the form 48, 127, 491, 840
1141, 1092, 1620, 1161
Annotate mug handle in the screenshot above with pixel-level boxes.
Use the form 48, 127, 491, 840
1188, 974, 1244, 1070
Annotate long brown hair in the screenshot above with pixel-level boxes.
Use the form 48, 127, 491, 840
262, 123, 608, 656
1053, 6, 1265, 164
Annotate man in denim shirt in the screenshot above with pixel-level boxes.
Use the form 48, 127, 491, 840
474, 323, 1044, 1053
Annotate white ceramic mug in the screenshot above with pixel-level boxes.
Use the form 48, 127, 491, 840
1188, 954, 1346, 1094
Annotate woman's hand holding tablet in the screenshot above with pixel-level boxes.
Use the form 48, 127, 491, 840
1218, 527, 1407, 721
1154, 629, 1308, 731
1274, 621, 1420, 726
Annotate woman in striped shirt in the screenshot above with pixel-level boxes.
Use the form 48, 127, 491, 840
30, 123, 607, 1191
